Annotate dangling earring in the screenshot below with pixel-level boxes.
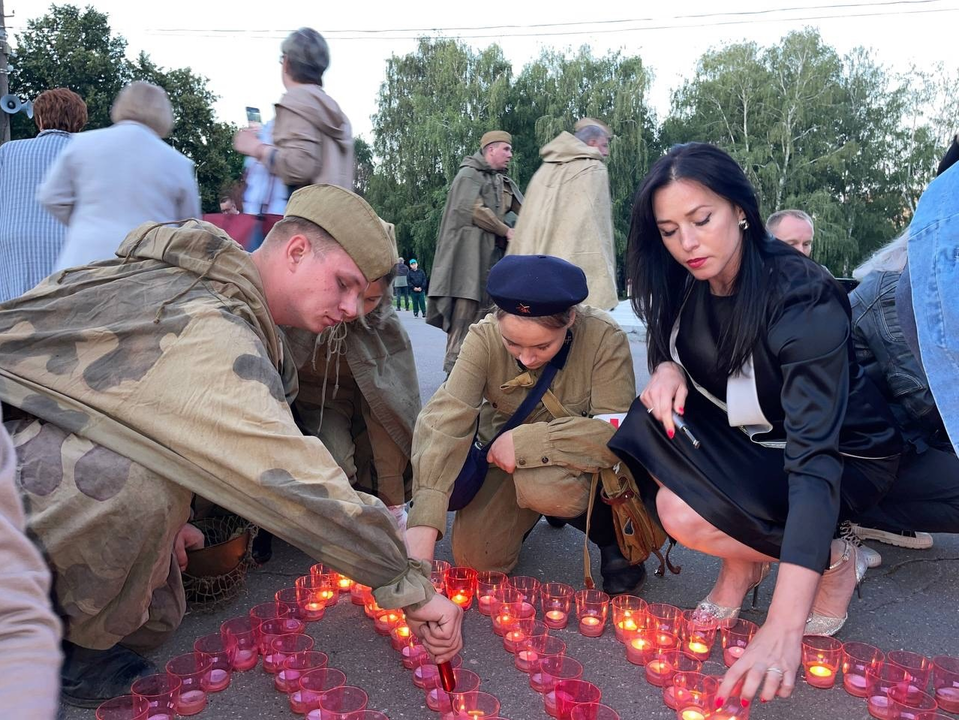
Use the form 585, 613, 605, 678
738, 218, 749, 230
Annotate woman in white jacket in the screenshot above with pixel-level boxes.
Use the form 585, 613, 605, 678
38, 82, 201, 271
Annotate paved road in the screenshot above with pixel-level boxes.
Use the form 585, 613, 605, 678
65, 310, 958, 720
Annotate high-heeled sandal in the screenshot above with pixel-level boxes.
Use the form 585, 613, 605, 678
805, 539, 868, 636
694, 562, 772, 622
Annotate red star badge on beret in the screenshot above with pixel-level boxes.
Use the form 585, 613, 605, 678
517, 303, 531, 314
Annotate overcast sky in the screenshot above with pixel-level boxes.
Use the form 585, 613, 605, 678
8, 0, 958, 140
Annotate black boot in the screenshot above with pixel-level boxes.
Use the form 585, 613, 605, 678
252, 528, 274, 565
599, 543, 647, 596
61, 641, 157, 708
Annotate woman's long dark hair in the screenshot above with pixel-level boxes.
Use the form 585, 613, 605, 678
627, 143, 797, 375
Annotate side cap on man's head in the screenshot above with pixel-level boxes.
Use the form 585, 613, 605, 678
284, 185, 395, 280
574, 117, 611, 136
481, 130, 512, 149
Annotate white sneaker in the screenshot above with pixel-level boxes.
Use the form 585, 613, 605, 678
849, 523, 934, 550
839, 521, 882, 568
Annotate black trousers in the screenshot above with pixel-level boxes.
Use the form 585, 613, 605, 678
395, 286, 410, 309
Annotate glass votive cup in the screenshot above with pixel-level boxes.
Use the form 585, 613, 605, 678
518, 634, 566, 674
249, 599, 293, 627
664, 671, 715, 711
315, 572, 342, 607
413, 654, 462, 689
447, 690, 501, 719
294, 667, 347, 715
676, 708, 709, 720
389, 623, 416, 652
648, 602, 682, 636
889, 651, 934, 693
681, 610, 718, 662
296, 574, 333, 621
444, 567, 478, 610
165, 653, 213, 716
430, 560, 452, 594
373, 608, 405, 636
553, 679, 601, 720
259, 616, 305, 657
363, 597, 383, 619
931, 656, 959, 713
575, 589, 609, 638
509, 575, 542, 604
343, 713, 390, 720
712, 696, 751, 719
492, 588, 531, 637
350, 583, 373, 606
611, 595, 647, 643
194, 632, 235, 691
221, 616, 260, 671
268, 633, 315, 675
131, 673, 180, 720
623, 626, 658, 666
308, 685, 368, 720
867, 662, 912, 720
570, 703, 620, 720
96, 694, 149, 720
889, 687, 938, 719
277, 651, 328, 694
310, 562, 332, 577
802, 635, 843, 689
425, 668, 480, 713
335, 574, 355, 593
477, 570, 508, 616
504, 617, 547, 655
401, 642, 428, 670
645, 649, 684, 688
541, 582, 575, 629
720, 619, 758, 668
277, 586, 314, 624
532, 655, 583, 694
842, 641, 884, 698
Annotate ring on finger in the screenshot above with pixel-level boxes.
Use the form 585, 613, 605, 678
765, 667, 784, 677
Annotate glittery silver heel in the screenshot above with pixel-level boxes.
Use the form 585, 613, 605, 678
694, 562, 771, 622
804, 540, 868, 636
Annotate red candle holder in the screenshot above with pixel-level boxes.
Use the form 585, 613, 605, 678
570, 703, 620, 720
712, 696, 751, 719
165, 653, 213, 717
867, 662, 912, 720
842, 641, 884, 698
430, 560, 452, 594
664, 671, 716, 711
509, 575, 542, 604
889, 650, 934, 692
335, 574, 355, 593
518, 634, 566, 674
720, 619, 758, 668
681, 610, 718, 662
477, 570, 508, 616
553, 679, 601, 720
645, 649, 682, 688
425, 668, 480, 713
314, 571, 342, 607
268, 634, 315, 676
623, 626, 658, 666
276, 651, 328, 694
802, 635, 843, 689
890, 687, 938, 719
648, 602, 682, 636
309, 685, 368, 720
492, 588, 530, 637
540, 582, 575, 629
611, 594, 647, 643
401, 642, 428, 670
931, 655, 959, 713
309, 562, 332, 577
259, 617, 305, 658
95, 694, 149, 720
350, 583, 373, 606
220, 616, 260, 671
373, 608, 404, 635
445, 567, 478, 610
293, 667, 346, 715
413, 654, 462, 689
675, 708, 709, 720
363, 598, 383, 619
273, 587, 311, 624
447, 690, 501, 719
575, 589, 609, 638
504, 616, 548, 654
389, 623, 416, 652
249, 601, 293, 643
296, 575, 333, 621
531, 655, 583, 694
131, 673, 180, 720
194, 632, 235, 691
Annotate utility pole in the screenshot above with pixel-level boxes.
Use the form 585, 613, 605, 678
0, 0, 10, 145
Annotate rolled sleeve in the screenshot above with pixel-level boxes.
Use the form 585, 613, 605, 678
512, 417, 620, 472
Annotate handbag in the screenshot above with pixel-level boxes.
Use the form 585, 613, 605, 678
447, 333, 572, 511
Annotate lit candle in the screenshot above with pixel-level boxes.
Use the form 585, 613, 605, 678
503, 629, 526, 653
723, 645, 745, 667
645, 659, 675, 687
177, 689, 207, 715
544, 609, 569, 629
936, 686, 960, 714
337, 575, 354, 591
579, 615, 604, 638
679, 709, 705, 720
614, 615, 640, 643
625, 636, 655, 666
687, 639, 711, 659
492, 613, 514, 636
656, 632, 678, 649
805, 663, 836, 689
451, 592, 472, 610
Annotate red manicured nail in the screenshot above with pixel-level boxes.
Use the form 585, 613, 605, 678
741, 698, 751, 708
761, 698, 768, 704
678, 407, 685, 415
715, 697, 724, 709
667, 428, 675, 439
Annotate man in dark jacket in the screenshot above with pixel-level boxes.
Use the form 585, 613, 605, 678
408, 259, 427, 318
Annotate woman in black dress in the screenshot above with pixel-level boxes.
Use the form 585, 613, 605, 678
610, 143, 956, 707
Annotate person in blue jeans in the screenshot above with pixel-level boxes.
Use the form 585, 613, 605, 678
408, 259, 427, 318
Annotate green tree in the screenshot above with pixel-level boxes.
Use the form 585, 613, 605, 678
9, 4, 242, 212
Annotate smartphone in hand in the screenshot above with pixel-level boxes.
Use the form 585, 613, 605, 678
245, 106, 262, 128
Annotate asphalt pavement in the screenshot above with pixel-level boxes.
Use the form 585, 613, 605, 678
64, 308, 958, 720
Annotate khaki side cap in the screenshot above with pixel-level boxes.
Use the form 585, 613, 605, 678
480, 130, 512, 149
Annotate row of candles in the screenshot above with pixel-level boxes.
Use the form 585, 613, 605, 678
431, 560, 960, 720
94, 566, 390, 720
